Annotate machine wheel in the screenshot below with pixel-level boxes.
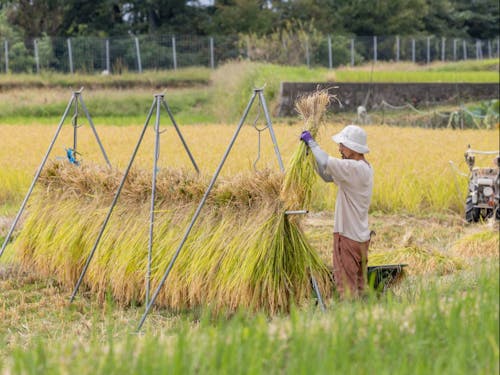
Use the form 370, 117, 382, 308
465, 196, 480, 223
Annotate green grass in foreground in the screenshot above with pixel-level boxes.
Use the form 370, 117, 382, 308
0, 261, 497, 375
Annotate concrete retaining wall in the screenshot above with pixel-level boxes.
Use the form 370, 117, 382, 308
277, 82, 499, 116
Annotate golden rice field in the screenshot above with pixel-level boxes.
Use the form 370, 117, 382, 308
0, 122, 497, 215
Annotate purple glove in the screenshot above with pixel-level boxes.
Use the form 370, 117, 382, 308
300, 130, 314, 144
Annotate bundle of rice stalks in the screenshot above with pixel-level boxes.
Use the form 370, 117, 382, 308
12, 157, 331, 314
450, 230, 499, 259
369, 246, 464, 276
281, 89, 334, 210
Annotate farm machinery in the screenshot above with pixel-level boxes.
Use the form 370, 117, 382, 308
464, 145, 500, 223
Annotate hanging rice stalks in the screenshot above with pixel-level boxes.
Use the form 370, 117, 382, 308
12, 163, 330, 314
9, 90, 336, 314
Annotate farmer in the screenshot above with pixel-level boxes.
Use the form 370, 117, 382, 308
300, 125, 373, 298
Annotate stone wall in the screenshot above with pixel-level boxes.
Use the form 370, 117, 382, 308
277, 82, 499, 116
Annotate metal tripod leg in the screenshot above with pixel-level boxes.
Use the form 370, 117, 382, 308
77, 91, 111, 167
0, 94, 75, 258
256, 89, 285, 172
70, 93, 200, 303
146, 96, 162, 306
73, 90, 79, 151
136, 90, 259, 331
310, 274, 326, 311
69, 98, 157, 302
161, 97, 199, 174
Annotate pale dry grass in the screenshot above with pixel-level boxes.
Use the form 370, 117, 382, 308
450, 222, 500, 259
0, 87, 162, 108
368, 246, 463, 276
336, 61, 423, 72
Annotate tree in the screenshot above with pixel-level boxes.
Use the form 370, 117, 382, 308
0, 0, 498, 40
272, 0, 341, 34
209, 0, 278, 35
60, 0, 127, 36
123, 0, 211, 35
5, 0, 65, 38
454, 0, 499, 39
421, 0, 466, 37
334, 0, 429, 36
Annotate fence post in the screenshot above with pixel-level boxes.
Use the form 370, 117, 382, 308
463, 40, 467, 60
305, 39, 310, 68
373, 36, 377, 63
453, 39, 457, 61
246, 35, 250, 59
4, 40, 8, 73
426, 36, 430, 64
134, 36, 142, 73
475, 40, 481, 60
67, 38, 74, 74
106, 39, 110, 73
172, 36, 177, 70
327, 35, 332, 69
350, 38, 355, 66
441, 37, 445, 61
396, 35, 400, 62
34, 39, 40, 74
487, 40, 492, 59
497, 38, 499, 57
210, 37, 214, 69
411, 39, 415, 63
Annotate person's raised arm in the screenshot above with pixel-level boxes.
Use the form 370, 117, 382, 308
300, 131, 334, 182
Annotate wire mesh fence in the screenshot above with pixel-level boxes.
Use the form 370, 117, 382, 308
348, 99, 500, 129
0, 34, 498, 74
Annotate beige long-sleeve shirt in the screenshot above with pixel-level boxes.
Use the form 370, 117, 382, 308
309, 141, 373, 242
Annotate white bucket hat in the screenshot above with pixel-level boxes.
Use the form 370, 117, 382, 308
332, 125, 369, 154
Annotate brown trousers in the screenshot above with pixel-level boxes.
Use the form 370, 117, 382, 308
332, 233, 369, 298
